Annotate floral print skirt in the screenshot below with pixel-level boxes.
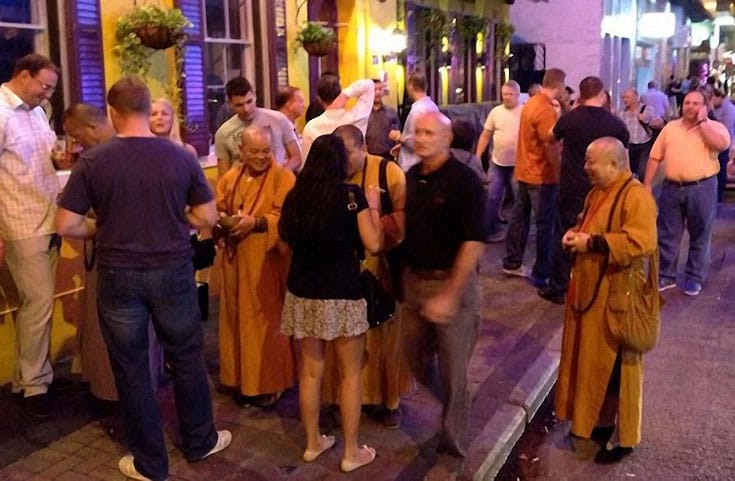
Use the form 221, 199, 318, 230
281, 291, 369, 340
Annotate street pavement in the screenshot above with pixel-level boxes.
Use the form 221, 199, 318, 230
1, 199, 733, 481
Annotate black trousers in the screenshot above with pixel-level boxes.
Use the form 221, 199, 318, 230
547, 195, 586, 294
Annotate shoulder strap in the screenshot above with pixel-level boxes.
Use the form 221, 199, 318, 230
638, 105, 653, 134
379, 157, 393, 214
606, 176, 635, 231
348, 188, 366, 261
572, 176, 635, 314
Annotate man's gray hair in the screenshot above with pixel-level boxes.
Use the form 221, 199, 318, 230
502, 80, 521, 93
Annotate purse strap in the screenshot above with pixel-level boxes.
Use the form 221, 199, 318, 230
359, 157, 393, 214
572, 176, 635, 314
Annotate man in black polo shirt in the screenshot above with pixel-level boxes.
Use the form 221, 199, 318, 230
401, 111, 485, 469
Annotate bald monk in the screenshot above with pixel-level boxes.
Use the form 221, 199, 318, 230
555, 136, 657, 464
216, 126, 296, 408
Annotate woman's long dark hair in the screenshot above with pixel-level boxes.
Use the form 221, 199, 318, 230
279, 134, 348, 244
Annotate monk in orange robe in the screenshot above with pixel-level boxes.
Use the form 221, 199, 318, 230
216, 126, 296, 407
555, 137, 658, 464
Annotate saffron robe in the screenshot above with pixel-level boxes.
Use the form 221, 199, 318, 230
217, 161, 296, 396
554, 172, 657, 447
322, 155, 413, 408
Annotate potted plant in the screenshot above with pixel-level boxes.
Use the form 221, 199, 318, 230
495, 20, 515, 57
113, 4, 192, 78
295, 21, 336, 57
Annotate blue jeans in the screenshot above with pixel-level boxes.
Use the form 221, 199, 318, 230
503, 181, 558, 280
484, 163, 517, 236
98, 262, 217, 481
657, 176, 717, 285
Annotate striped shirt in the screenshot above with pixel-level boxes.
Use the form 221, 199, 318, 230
618, 105, 657, 145
0, 84, 59, 241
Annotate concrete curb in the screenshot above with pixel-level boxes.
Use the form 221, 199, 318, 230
471, 325, 563, 481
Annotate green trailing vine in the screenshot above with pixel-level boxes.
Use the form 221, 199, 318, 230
495, 20, 515, 57
459, 16, 487, 44
294, 21, 336, 54
421, 9, 450, 52
113, 5, 191, 78
113, 5, 191, 124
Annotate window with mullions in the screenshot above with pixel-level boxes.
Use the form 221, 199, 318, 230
204, 0, 253, 139
0, 0, 46, 82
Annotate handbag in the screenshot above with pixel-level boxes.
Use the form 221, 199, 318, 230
348, 189, 396, 329
360, 269, 396, 329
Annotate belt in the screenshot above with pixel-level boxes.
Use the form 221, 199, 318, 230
411, 268, 451, 281
664, 175, 714, 187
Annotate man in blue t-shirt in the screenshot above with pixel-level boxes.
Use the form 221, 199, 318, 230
55, 77, 230, 481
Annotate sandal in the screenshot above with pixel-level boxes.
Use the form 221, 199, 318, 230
302, 434, 335, 462
340, 445, 376, 472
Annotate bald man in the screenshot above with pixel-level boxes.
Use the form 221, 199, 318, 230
556, 136, 657, 464
216, 126, 296, 408
62, 103, 115, 150
401, 111, 485, 469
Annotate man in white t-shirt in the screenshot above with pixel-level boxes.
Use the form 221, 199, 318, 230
389, 72, 439, 171
301, 74, 374, 162
214, 77, 301, 177
475, 80, 523, 242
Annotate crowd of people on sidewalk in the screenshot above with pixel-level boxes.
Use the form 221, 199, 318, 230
0, 52, 732, 480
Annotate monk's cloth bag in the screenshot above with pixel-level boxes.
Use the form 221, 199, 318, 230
606, 251, 662, 353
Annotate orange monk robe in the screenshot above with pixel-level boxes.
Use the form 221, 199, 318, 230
216, 161, 296, 396
555, 173, 657, 447
322, 155, 413, 409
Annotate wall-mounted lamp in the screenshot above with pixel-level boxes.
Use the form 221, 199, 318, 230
391, 27, 407, 54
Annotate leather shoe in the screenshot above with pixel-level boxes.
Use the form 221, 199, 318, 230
594, 446, 633, 464
382, 406, 402, 429
25, 393, 51, 419
537, 286, 565, 304
50, 377, 75, 393
590, 426, 615, 445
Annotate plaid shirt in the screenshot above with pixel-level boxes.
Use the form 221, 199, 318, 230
618, 104, 656, 145
0, 84, 59, 241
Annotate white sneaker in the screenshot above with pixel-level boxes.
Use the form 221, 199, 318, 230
199, 430, 232, 461
502, 265, 531, 278
118, 454, 157, 481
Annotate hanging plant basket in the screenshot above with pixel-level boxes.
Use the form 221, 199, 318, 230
302, 39, 336, 57
295, 21, 336, 56
135, 25, 176, 50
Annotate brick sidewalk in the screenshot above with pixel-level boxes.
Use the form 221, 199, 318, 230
0, 240, 564, 481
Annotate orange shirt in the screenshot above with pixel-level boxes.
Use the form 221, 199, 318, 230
514, 93, 560, 184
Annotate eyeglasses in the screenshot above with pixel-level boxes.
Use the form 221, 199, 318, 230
33, 77, 57, 93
